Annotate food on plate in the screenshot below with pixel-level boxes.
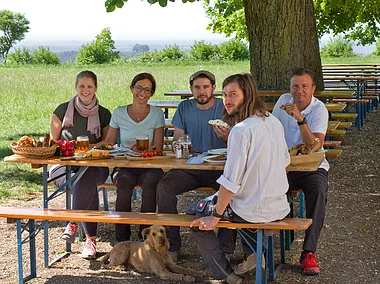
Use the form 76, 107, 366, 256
208, 119, 229, 128
288, 138, 321, 156
94, 144, 114, 150
208, 154, 227, 161
124, 151, 142, 157
77, 149, 110, 158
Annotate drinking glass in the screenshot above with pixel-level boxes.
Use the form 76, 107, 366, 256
135, 134, 149, 151
76, 135, 89, 153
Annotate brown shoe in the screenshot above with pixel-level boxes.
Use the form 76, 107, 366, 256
226, 272, 243, 284
234, 253, 265, 275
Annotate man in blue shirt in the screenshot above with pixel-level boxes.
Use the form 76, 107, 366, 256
156, 70, 228, 262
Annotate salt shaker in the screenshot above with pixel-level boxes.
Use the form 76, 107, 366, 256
182, 144, 190, 159
175, 142, 182, 159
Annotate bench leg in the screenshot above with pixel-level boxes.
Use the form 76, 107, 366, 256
255, 229, 267, 284
266, 231, 275, 281
16, 220, 24, 283
280, 230, 285, 264
17, 219, 37, 283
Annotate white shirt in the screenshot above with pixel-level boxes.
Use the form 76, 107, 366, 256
272, 93, 329, 171
110, 105, 165, 148
217, 113, 291, 223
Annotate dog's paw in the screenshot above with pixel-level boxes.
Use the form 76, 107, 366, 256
183, 275, 196, 283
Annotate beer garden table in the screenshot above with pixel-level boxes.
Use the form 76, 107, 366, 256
4, 152, 324, 267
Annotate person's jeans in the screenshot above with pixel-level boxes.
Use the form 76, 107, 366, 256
112, 167, 164, 241
156, 169, 222, 251
191, 211, 257, 280
287, 168, 328, 252
50, 165, 109, 236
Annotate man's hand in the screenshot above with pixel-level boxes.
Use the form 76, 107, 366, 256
213, 125, 229, 142
190, 216, 220, 230
281, 103, 304, 123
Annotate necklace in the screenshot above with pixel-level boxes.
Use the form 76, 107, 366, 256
128, 105, 149, 122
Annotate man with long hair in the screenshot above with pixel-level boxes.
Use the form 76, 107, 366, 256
190, 73, 290, 283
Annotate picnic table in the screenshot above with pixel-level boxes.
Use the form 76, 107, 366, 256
4, 152, 324, 269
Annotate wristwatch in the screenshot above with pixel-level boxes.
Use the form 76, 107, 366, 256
212, 208, 224, 218
297, 117, 307, 126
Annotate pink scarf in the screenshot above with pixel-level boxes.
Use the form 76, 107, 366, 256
62, 95, 101, 139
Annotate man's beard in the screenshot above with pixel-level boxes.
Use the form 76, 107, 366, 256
195, 96, 212, 105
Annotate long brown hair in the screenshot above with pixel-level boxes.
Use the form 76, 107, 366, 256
222, 73, 267, 123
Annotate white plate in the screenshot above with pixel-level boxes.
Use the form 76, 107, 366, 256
203, 155, 227, 164
208, 148, 227, 155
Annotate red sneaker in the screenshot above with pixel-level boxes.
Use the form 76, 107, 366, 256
301, 252, 320, 275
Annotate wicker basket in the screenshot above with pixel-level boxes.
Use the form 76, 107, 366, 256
11, 142, 58, 158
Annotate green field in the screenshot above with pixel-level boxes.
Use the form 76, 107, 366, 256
0, 57, 379, 202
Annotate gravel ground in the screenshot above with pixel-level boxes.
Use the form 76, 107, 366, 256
1, 109, 379, 284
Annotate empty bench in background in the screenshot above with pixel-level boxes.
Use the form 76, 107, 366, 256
0, 207, 311, 284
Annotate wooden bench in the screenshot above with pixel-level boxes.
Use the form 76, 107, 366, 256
330, 113, 357, 121
337, 121, 352, 129
326, 129, 346, 137
0, 207, 311, 284
325, 149, 343, 159
323, 141, 342, 148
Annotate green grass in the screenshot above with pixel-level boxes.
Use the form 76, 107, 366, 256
321, 54, 380, 64
0, 61, 249, 203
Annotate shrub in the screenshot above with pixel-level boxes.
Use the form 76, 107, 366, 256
76, 28, 119, 64
160, 45, 186, 61
219, 39, 249, 61
7, 47, 32, 64
8, 46, 59, 64
320, 36, 355, 57
31, 46, 60, 65
190, 40, 220, 61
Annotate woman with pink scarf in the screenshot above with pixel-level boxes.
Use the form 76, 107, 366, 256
49, 70, 111, 259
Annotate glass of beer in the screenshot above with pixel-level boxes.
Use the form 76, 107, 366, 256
76, 135, 89, 153
136, 134, 149, 151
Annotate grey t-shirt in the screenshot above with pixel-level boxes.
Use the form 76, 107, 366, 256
54, 101, 111, 143
172, 98, 226, 153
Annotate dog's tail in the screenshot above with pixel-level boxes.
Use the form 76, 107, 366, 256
101, 251, 111, 265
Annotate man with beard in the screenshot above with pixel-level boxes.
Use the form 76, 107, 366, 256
156, 70, 228, 263
190, 73, 290, 283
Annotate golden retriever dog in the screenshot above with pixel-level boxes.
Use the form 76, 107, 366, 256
101, 225, 201, 282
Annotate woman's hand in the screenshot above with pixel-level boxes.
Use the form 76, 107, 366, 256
130, 144, 137, 151
190, 216, 220, 231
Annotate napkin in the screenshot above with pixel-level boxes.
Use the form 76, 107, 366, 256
186, 152, 210, 165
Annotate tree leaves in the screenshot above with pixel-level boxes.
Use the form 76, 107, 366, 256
0, 10, 30, 63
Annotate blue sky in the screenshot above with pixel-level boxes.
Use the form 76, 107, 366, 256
1, 0, 226, 43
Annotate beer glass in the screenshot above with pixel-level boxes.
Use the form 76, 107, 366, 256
135, 134, 149, 151
76, 135, 89, 153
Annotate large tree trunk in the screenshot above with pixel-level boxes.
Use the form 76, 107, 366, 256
243, 0, 323, 91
